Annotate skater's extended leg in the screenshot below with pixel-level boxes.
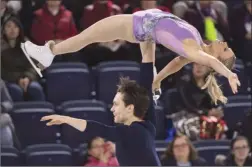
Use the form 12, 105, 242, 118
51, 14, 136, 55
21, 14, 136, 74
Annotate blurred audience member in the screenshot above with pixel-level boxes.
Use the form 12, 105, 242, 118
1, 79, 13, 113
200, 107, 228, 140
164, 63, 217, 140
1, 16, 45, 102
62, 0, 92, 30
161, 134, 207, 166
173, 1, 227, 20
183, 1, 230, 42
19, 0, 45, 37
133, 0, 170, 13
229, 0, 252, 64
172, 1, 194, 18
1, 0, 16, 26
176, 63, 214, 115
31, 0, 77, 45
0, 81, 20, 149
112, 0, 135, 13
215, 154, 227, 166
84, 137, 119, 166
223, 136, 252, 166
81, 0, 121, 30
80, 0, 137, 66
0, 113, 15, 147
236, 109, 252, 148
7, 0, 22, 14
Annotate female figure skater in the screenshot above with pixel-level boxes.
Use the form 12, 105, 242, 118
21, 9, 240, 104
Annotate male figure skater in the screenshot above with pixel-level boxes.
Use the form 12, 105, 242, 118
41, 41, 161, 166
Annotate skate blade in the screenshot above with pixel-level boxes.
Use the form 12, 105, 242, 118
153, 89, 162, 105
21, 43, 43, 78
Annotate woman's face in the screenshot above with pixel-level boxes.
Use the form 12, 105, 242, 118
232, 139, 250, 161
245, 0, 252, 13
88, 137, 105, 159
192, 63, 210, 79
173, 137, 190, 160
4, 20, 20, 40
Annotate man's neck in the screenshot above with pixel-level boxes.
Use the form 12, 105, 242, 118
124, 117, 142, 126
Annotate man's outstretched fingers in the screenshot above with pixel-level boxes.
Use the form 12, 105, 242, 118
41, 115, 54, 121
46, 121, 54, 126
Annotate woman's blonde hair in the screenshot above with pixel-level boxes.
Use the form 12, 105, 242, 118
202, 56, 236, 104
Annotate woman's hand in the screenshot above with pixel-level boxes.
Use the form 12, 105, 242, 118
152, 79, 161, 92
228, 72, 241, 94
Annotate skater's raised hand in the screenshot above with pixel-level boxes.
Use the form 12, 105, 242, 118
41, 114, 67, 126
152, 79, 161, 93
228, 72, 241, 94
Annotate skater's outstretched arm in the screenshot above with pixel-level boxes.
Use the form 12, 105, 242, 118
153, 56, 191, 91
41, 114, 130, 142
41, 115, 87, 131
184, 48, 240, 94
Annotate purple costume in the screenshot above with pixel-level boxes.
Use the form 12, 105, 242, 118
132, 9, 204, 57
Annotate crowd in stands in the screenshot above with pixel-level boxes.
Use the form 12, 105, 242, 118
1, 0, 251, 166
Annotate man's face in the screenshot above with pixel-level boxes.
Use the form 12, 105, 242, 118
110, 92, 133, 123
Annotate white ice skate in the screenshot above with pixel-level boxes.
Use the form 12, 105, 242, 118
21, 41, 55, 77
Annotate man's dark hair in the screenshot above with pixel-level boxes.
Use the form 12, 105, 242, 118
116, 77, 149, 119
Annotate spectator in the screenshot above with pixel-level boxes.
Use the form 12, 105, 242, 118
132, 0, 170, 13
161, 134, 207, 166
80, 0, 137, 66
19, 0, 45, 37
30, 0, 79, 63
31, 0, 77, 45
84, 137, 119, 166
173, 63, 214, 115
229, 0, 252, 64
81, 0, 121, 30
183, 1, 230, 42
163, 63, 216, 140
237, 109, 252, 148
200, 107, 228, 140
223, 136, 252, 166
0, 80, 20, 149
112, 0, 135, 13
1, 0, 16, 26
172, 1, 228, 20
1, 79, 13, 113
61, 0, 92, 30
0, 113, 15, 147
6, 0, 22, 14
1, 16, 45, 102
